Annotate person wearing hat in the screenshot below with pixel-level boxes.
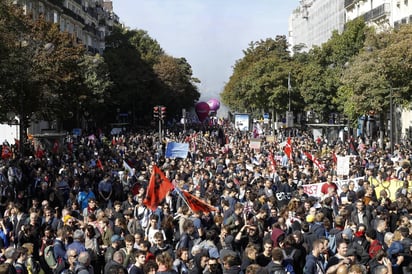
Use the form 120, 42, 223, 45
67, 229, 86, 255
104, 234, 123, 263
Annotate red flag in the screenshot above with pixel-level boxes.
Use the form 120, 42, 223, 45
67, 141, 73, 155
304, 151, 325, 172
331, 151, 337, 164
143, 165, 175, 211
14, 139, 20, 151
269, 151, 277, 172
181, 190, 216, 213
283, 137, 292, 159
52, 140, 59, 154
96, 159, 104, 171
35, 145, 44, 159
1, 145, 12, 159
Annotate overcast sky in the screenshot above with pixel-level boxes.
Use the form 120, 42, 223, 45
113, 0, 299, 105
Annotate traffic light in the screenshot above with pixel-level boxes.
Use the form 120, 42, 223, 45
160, 106, 166, 120
153, 106, 159, 119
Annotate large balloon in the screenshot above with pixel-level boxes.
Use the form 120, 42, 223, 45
207, 98, 220, 111
195, 102, 210, 122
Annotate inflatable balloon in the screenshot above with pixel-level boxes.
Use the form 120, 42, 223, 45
207, 98, 220, 111
195, 102, 210, 122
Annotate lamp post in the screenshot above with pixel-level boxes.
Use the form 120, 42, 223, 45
390, 87, 394, 154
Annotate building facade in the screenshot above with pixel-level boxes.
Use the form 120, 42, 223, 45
14, 0, 119, 54
288, 0, 345, 52
289, 0, 412, 142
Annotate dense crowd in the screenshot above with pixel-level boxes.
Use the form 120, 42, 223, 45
0, 124, 411, 274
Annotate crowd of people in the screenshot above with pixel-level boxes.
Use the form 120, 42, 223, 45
0, 124, 411, 274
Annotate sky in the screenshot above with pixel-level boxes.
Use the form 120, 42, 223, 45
113, 0, 299, 104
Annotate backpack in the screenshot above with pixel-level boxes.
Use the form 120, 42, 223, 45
44, 245, 58, 270
282, 249, 296, 274
44, 242, 63, 271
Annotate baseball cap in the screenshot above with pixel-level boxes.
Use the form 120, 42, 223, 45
111, 234, 124, 243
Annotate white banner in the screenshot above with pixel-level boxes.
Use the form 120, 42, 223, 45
337, 156, 350, 176
303, 177, 364, 198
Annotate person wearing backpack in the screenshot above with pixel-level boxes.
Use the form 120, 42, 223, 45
265, 247, 287, 274
44, 228, 66, 274
280, 235, 300, 274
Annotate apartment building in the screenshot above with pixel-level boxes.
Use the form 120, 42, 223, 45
288, 0, 345, 52
13, 0, 119, 54
289, 0, 412, 142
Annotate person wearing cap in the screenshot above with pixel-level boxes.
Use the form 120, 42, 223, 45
104, 234, 123, 263
67, 229, 86, 255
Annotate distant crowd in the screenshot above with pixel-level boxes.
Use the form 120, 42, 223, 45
0, 124, 411, 274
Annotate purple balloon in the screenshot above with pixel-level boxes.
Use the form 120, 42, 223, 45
195, 102, 210, 122
207, 99, 220, 111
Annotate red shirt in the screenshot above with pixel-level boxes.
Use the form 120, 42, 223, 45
321, 182, 338, 194
369, 239, 382, 258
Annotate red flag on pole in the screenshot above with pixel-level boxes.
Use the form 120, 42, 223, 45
143, 165, 175, 211
35, 145, 44, 159
96, 159, 104, 171
331, 151, 337, 164
52, 139, 59, 154
269, 151, 277, 172
181, 190, 216, 213
304, 151, 325, 172
283, 137, 292, 159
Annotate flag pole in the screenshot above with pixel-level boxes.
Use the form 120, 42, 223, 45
288, 72, 291, 112
174, 187, 194, 213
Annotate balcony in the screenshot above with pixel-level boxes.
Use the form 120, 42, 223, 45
344, 0, 355, 8
62, 6, 85, 25
363, 4, 389, 22
47, 0, 63, 7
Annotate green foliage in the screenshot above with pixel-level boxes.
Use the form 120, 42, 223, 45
104, 25, 200, 125
295, 18, 368, 121
221, 35, 294, 115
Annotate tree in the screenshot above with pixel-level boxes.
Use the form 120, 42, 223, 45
221, 35, 293, 116
296, 18, 368, 121
153, 55, 200, 116
0, 2, 84, 153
